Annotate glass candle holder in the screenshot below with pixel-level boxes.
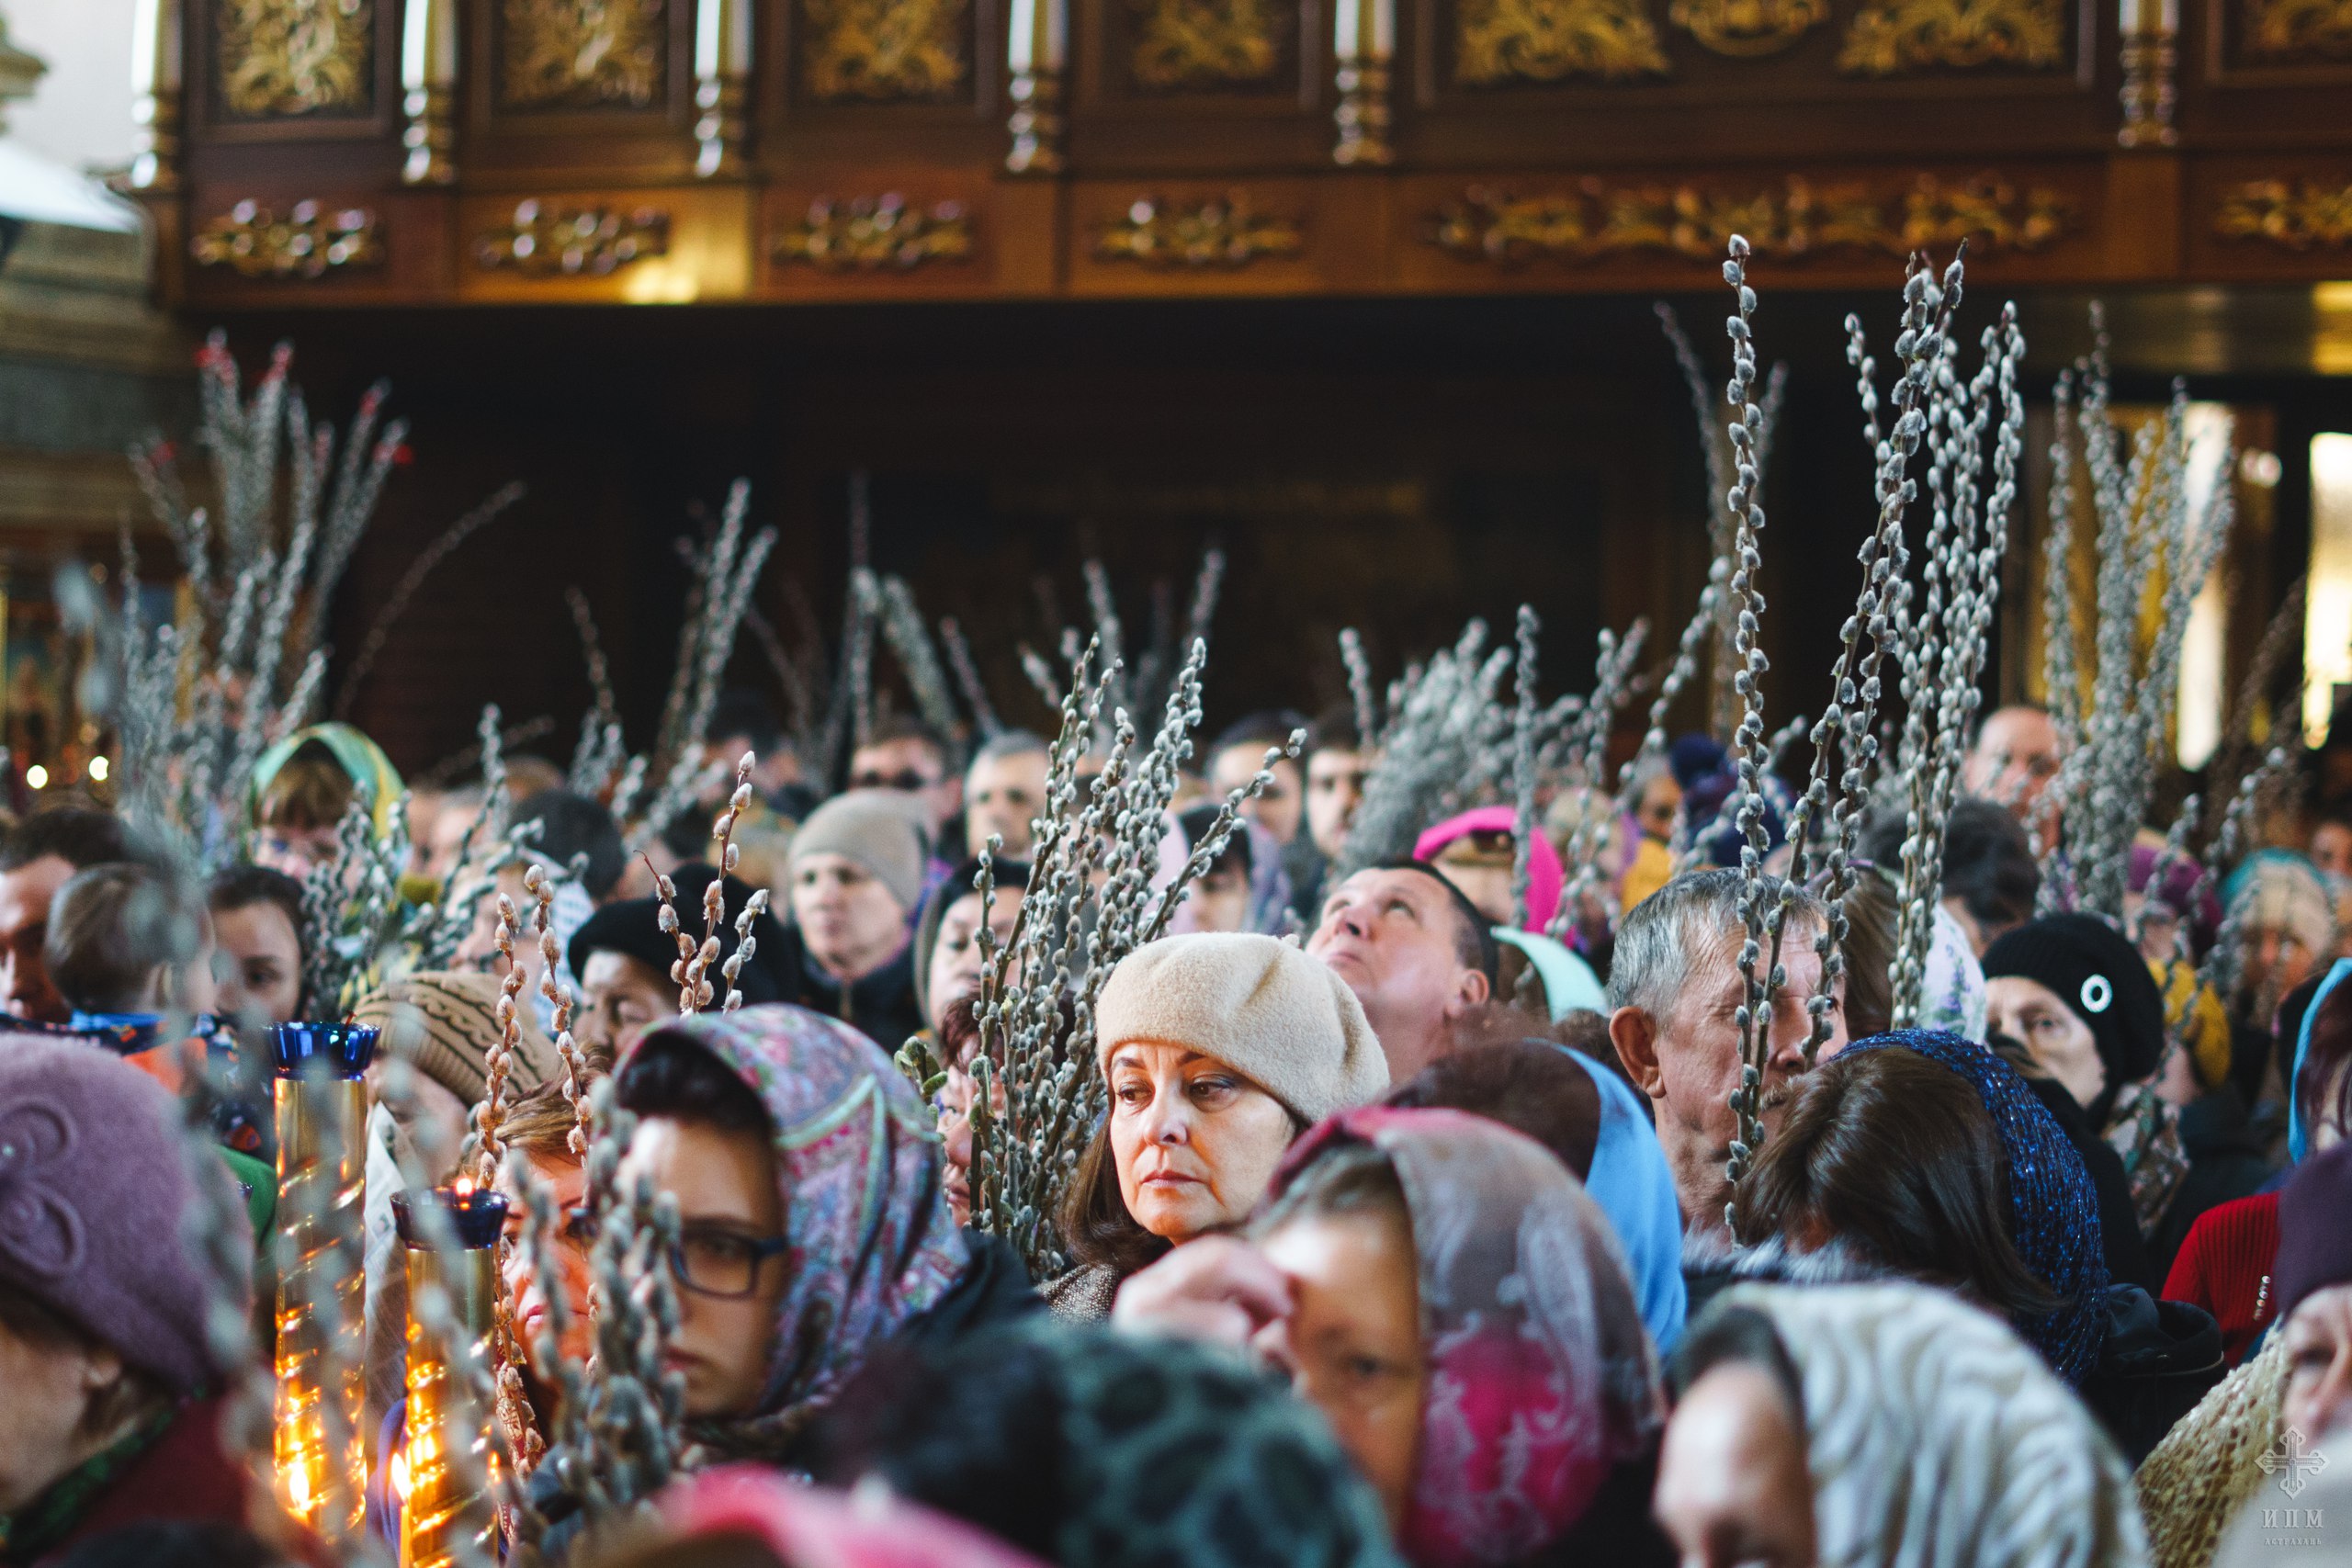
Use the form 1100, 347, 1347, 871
391, 1183, 506, 1568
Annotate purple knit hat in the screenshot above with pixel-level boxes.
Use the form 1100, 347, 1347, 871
2277, 1138, 2352, 1321
0, 1035, 247, 1392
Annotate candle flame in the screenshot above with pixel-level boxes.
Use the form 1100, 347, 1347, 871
388, 1449, 411, 1501
453, 1177, 475, 1199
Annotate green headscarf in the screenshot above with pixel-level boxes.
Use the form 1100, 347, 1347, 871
249, 722, 404, 835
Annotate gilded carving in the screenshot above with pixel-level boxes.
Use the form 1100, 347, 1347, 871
801, 0, 968, 101
1130, 0, 1284, 88
499, 0, 667, 109
191, 199, 381, 278
775, 196, 974, 270
2244, 0, 2352, 59
1094, 195, 1302, 267
1427, 175, 2071, 265
2213, 179, 2352, 248
474, 200, 671, 275
217, 0, 374, 118
1666, 0, 1827, 55
1454, 0, 1670, 82
1838, 0, 2065, 73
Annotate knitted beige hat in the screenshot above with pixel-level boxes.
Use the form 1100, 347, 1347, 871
789, 789, 932, 913
353, 970, 560, 1106
1094, 933, 1388, 1125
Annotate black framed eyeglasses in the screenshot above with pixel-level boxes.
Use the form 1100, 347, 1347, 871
562, 1209, 787, 1298
670, 1226, 791, 1298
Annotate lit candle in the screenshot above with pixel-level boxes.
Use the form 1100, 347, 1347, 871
272, 1021, 379, 1544
1009, 0, 1036, 73
392, 1183, 507, 1568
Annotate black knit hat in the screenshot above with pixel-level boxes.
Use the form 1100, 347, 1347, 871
1981, 913, 2165, 1100
568, 863, 789, 1009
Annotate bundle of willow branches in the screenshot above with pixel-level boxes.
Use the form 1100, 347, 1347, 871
2038, 355, 2235, 922
1657, 301, 1790, 740
950, 637, 1293, 1280
1885, 303, 2027, 1025
66, 336, 513, 867
1721, 239, 1967, 1196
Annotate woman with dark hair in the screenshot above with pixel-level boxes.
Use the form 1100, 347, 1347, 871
1731, 1045, 2065, 1329
1046, 932, 1386, 1320
1656, 1285, 2145, 1568
605, 1006, 1035, 1466
1740, 1030, 2222, 1461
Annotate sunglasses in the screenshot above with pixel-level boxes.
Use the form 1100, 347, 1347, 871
852, 769, 937, 793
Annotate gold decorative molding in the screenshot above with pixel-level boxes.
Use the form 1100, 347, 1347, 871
500, 0, 666, 108
473, 200, 670, 275
2213, 179, 2352, 249
2245, 0, 2352, 60
1094, 195, 1303, 267
191, 199, 381, 278
1667, 0, 1826, 55
217, 0, 374, 118
1130, 0, 1285, 87
1838, 0, 2064, 73
801, 0, 969, 101
774, 195, 974, 269
1455, 0, 1669, 82
1427, 174, 2071, 264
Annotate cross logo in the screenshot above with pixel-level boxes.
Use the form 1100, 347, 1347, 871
2259, 1427, 2332, 1500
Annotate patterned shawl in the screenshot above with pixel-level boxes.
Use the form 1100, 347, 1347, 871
1273, 1107, 1662, 1568
1722, 1282, 2150, 1568
1835, 1031, 2111, 1384
634, 1006, 971, 1461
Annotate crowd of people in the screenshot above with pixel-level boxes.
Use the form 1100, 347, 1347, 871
3, 278, 2349, 1568
3, 672, 2351, 1568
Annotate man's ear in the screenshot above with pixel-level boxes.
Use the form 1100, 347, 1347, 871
1609, 1006, 1667, 1100
1448, 967, 1491, 1018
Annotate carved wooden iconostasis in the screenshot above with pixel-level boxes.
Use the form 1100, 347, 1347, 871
130, 0, 2352, 310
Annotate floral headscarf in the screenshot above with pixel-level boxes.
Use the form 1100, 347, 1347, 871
627, 1006, 970, 1461
1919, 902, 1989, 1042
1272, 1107, 1661, 1568
1719, 1283, 2148, 1568
662, 1468, 1053, 1568
1835, 1031, 2110, 1384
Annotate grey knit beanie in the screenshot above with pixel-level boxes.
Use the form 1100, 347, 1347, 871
1095, 933, 1388, 1125
790, 789, 932, 912
0, 1035, 246, 1392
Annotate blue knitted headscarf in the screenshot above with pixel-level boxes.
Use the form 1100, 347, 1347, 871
1836, 1029, 2111, 1385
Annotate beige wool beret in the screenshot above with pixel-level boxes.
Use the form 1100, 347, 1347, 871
1094, 932, 1388, 1125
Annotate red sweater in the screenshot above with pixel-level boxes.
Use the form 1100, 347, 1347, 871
2162, 1190, 2282, 1366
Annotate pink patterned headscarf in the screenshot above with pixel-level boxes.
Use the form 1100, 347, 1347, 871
1271, 1107, 1661, 1568
1412, 807, 1561, 933
626, 1006, 971, 1461
664, 1466, 1052, 1568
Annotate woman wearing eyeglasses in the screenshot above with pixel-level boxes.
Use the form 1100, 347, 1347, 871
606, 1004, 1038, 1462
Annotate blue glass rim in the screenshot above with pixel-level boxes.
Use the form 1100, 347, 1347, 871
269, 1021, 379, 1080
391, 1186, 509, 1250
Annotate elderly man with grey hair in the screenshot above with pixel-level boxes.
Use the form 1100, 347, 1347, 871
1605, 868, 1845, 1237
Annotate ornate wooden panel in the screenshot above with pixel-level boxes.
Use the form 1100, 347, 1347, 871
496, 0, 672, 110
197, 0, 402, 141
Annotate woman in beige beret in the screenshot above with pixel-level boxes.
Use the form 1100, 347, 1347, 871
1045, 931, 1387, 1321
